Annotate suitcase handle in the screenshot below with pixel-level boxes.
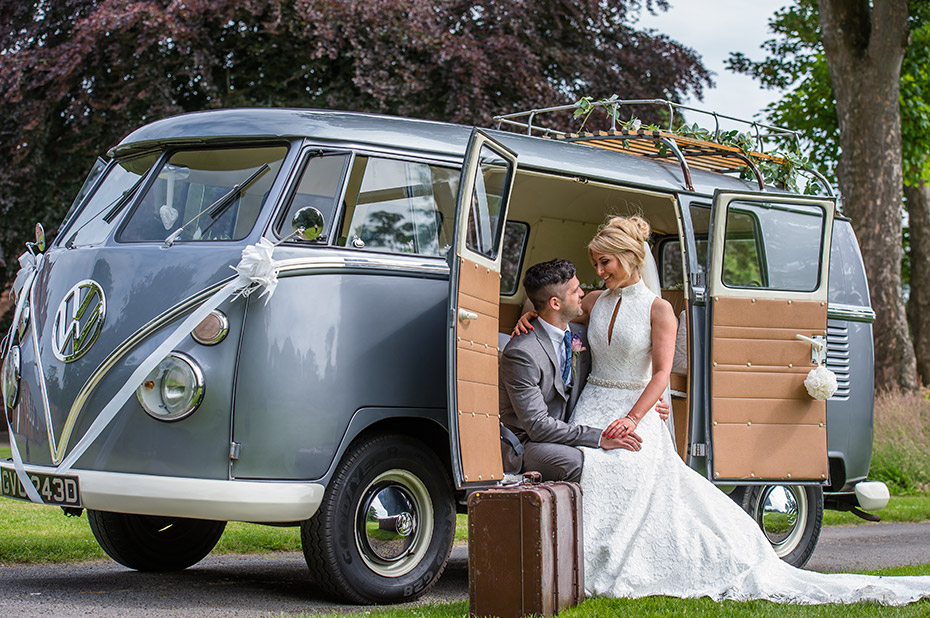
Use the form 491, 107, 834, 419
522, 471, 542, 484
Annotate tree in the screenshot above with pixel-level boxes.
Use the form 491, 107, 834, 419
0, 0, 711, 324
901, 6, 930, 385
729, 0, 925, 391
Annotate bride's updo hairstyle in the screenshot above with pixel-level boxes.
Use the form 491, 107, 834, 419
588, 215, 651, 276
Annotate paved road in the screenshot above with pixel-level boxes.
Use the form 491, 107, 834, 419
1, 522, 929, 617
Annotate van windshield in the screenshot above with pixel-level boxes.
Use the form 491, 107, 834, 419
119, 146, 287, 243
62, 153, 158, 248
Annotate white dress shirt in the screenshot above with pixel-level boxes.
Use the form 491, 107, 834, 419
536, 317, 573, 388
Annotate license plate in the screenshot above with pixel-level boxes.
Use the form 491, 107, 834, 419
1, 467, 81, 507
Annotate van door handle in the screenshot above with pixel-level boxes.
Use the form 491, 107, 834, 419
458, 309, 479, 322
796, 334, 826, 365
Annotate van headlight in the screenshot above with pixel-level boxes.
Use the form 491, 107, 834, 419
2, 345, 21, 410
136, 352, 204, 421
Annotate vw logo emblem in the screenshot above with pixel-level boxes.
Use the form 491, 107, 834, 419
53, 280, 106, 363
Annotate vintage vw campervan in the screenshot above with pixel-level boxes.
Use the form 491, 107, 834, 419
1, 101, 886, 603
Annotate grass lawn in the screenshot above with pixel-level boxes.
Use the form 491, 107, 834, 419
296, 564, 930, 618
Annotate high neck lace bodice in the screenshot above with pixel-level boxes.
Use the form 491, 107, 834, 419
587, 279, 656, 386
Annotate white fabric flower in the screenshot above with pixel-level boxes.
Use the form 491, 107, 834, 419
230, 237, 278, 303
804, 365, 838, 400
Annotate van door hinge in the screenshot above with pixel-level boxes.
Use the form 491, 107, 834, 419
229, 442, 241, 461
691, 443, 706, 457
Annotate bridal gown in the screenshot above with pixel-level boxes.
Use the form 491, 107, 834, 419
571, 279, 930, 604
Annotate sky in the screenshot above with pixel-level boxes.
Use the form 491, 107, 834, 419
636, 0, 792, 131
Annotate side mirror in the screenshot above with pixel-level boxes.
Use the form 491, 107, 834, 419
291, 207, 325, 242
32, 223, 46, 253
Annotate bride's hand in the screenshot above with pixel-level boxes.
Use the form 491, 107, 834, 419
604, 416, 638, 439
600, 432, 642, 452
511, 311, 538, 337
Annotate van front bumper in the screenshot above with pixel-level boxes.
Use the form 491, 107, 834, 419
0, 460, 324, 522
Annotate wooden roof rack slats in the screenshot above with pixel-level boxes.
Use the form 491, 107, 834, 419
492, 98, 834, 197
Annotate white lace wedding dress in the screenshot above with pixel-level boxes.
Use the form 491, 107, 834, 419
571, 279, 930, 604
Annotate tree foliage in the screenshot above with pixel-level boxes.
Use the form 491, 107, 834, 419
727, 0, 930, 186
0, 0, 711, 308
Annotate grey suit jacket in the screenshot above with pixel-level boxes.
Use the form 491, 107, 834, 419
499, 318, 601, 473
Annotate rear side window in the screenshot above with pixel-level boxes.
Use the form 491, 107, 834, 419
500, 221, 529, 295
119, 146, 287, 243
337, 156, 458, 256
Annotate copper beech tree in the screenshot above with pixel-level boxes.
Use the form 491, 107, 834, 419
0, 0, 711, 314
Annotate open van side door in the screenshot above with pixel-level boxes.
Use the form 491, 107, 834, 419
447, 130, 517, 489
706, 191, 835, 483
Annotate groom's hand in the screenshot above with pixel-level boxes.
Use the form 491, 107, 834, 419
599, 433, 642, 452
656, 395, 670, 421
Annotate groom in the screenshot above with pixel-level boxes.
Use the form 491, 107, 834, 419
499, 258, 667, 482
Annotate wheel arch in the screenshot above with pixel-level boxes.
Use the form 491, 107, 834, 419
320, 407, 452, 488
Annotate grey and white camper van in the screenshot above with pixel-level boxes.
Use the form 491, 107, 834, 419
1, 102, 887, 603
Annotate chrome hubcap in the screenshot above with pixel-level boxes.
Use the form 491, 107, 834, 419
355, 469, 433, 577
758, 485, 807, 557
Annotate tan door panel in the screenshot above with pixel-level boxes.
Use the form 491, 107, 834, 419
711, 296, 827, 481
712, 397, 823, 425
712, 424, 828, 481
458, 412, 504, 482
455, 257, 503, 483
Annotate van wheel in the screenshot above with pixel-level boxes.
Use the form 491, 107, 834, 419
731, 485, 823, 568
301, 434, 455, 604
87, 510, 226, 571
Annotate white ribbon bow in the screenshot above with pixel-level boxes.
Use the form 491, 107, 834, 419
230, 237, 279, 304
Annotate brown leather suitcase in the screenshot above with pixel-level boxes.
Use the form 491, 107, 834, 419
468, 472, 584, 618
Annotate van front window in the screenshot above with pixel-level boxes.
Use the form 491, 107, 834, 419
118, 146, 287, 243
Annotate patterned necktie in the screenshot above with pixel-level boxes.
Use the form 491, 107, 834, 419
562, 330, 572, 383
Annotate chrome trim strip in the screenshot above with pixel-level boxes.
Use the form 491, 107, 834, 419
827, 303, 875, 323
275, 254, 449, 277
0, 461, 324, 522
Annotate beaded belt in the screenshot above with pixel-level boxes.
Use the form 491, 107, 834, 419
587, 376, 649, 390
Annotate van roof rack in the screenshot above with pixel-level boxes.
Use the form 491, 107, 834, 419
492, 97, 833, 196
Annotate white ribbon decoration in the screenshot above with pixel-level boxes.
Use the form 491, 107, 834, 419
5, 253, 44, 504
51, 239, 280, 473
11, 251, 37, 305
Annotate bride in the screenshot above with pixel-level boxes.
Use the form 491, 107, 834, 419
567, 215, 930, 604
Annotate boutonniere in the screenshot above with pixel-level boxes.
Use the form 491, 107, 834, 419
571, 333, 587, 376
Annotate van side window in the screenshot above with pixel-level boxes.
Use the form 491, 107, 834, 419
722, 210, 766, 287
723, 200, 825, 291
119, 146, 287, 243
339, 156, 458, 256
659, 238, 684, 288
464, 146, 511, 260
500, 221, 529, 295
277, 152, 349, 241
689, 204, 710, 277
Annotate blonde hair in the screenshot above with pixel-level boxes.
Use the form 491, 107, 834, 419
588, 215, 651, 276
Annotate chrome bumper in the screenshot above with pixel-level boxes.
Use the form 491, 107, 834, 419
0, 460, 324, 522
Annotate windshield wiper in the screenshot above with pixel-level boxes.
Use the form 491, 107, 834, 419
65, 175, 146, 248
164, 164, 270, 246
